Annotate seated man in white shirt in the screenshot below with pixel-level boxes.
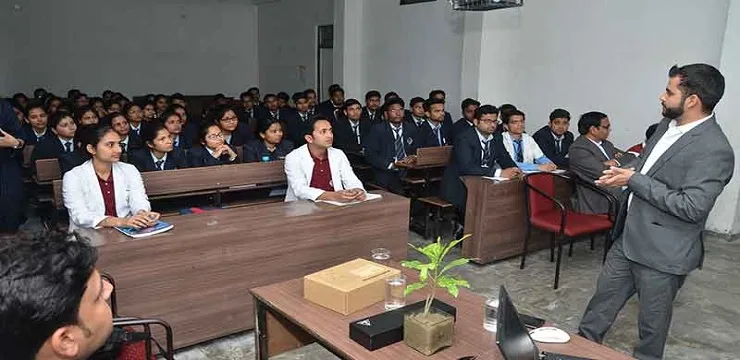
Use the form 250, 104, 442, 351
284, 115, 366, 203
501, 109, 557, 172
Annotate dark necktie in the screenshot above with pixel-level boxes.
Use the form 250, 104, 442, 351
64, 141, 72, 153
155, 160, 164, 171
121, 142, 127, 154
301, 113, 308, 122
393, 127, 405, 161
482, 140, 492, 166
370, 112, 375, 122
352, 123, 360, 144
556, 139, 562, 153
433, 127, 441, 146
513, 139, 524, 162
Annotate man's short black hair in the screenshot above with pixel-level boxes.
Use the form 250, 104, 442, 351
365, 90, 381, 101
502, 109, 525, 124
577, 111, 608, 135
668, 63, 725, 113
0, 232, 98, 359
429, 89, 446, 99
305, 115, 332, 137
549, 108, 571, 121
409, 97, 425, 108
170, 93, 185, 101
423, 98, 445, 112
263, 93, 277, 102
343, 98, 362, 110
304, 88, 317, 96
474, 105, 499, 120
383, 97, 405, 111
239, 91, 252, 100
384, 91, 399, 102
292, 92, 308, 103
461, 98, 480, 110
276, 92, 290, 101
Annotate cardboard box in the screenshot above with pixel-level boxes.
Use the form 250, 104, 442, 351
304, 258, 401, 315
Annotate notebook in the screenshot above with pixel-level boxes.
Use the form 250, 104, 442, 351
115, 221, 174, 238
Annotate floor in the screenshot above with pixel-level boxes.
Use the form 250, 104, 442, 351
168, 231, 740, 360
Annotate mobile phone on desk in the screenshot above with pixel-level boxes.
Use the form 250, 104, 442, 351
520, 313, 546, 329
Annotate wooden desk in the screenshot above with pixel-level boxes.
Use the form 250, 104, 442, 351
250, 265, 632, 360
461, 176, 572, 264
75, 191, 409, 349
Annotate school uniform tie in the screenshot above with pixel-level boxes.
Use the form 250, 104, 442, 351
433, 127, 441, 146
393, 127, 405, 161
352, 124, 361, 144
482, 140, 492, 166
513, 139, 524, 162
64, 141, 72, 153
555, 138, 562, 154
121, 142, 127, 154
155, 160, 164, 171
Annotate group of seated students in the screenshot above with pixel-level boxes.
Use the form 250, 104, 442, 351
2, 84, 655, 234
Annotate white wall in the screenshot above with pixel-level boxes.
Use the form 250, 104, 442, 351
7, 0, 258, 97
257, 0, 334, 97
475, 0, 730, 149
0, 2, 12, 96
362, 0, 465, 112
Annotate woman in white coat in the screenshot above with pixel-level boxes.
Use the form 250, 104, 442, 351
62, 124, 160, 230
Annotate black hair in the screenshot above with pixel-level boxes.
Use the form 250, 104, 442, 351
429, 89, 446, 99
49, 111, 74, 129
263, 93, 277, 102
499, 104, 518, 123
199, 122, 221, 144
89, 97, 104, 106
423, 98, 445, 112
668, 63, 725, 113
384, 97, 405, 110
170, 93, 185, 102
105, 100, 120, 111
365, 90, 381, 101
239, 91, 252, 100
142, 122, 170, 146
257, 117, 283, 135
304, 88, 317, 96
577, 111, 608, 135
292, 92, 308, 103
247, 87, 260, 93
33, 88, 48, 98
122, 102, 142, 121
208, 104, 237, 124
159, 110, 182, 127
12, 93, 27, 102
474, 105, 499, 120
461, 98, 480, 110
502, 109, 525, 124
410, 97, 425, 108
73, 93, 88, 101
384, 92, 399, 102
645, 123, 659, 140
549, 108, 571, 121
276, 92, 290, 101
78, 124, 117, 158
304, 115, 332, 137
73, 106, 97, 124
67, 89, 80, 98
329, 86, 345, 96
0, 231, 98, 360
328, 84, 342, 94
343, 98, 362, 110
23, 100, 46, 117
165, 104, 188, 118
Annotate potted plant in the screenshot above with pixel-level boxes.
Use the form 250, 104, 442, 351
400, 235, 472, 355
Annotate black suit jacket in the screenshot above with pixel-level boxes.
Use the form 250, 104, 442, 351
317, 101, 343, 123
418, 121, 452, 148
21, 125, 50, 145
58, 151, 85, 175
441, 127, 517, 212
404, 114, 427, 131
333, 118, 372, 154
130, 148, 188, 172
243, 139, 294, 163
283, 109, 312, 148
31, 136, 68, 162
532, 125, 574, 168
450, 118, 475, 142
187, 146, 240, 167
224, 123, 254, 147
361, 107, 383, 125
364, 122, 420, 192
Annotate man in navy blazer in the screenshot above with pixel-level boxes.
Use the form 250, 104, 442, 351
333, 99, 371, 155
449, 98, 480, 142
532, 108, 574, 168
283, 92, 314, 148
441, 105, 521, 225
317, 85, 345, 124
418, 98, 452, 147
365, 97, 420, 194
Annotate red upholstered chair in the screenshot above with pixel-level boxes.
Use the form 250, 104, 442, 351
519, 172, 617, 289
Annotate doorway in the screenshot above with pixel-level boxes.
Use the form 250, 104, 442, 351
316, 24, 334, 102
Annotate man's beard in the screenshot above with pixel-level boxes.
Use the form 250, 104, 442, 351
662, 99, 685, 120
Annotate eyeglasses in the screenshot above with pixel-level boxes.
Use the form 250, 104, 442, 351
220, 116, 238, 123
600, 124, 611, 130
206, 133, 224, 140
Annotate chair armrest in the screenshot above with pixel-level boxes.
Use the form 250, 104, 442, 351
524, 173, 567, 235
113, 317, 174, 360
572, 175, 618, 221
100, 272, 117, 317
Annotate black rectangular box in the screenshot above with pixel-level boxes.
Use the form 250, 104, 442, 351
349, 299, 456, 351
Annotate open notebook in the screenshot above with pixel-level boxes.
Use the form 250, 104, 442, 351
115, 220, 174, 238
317, 193, 382, 206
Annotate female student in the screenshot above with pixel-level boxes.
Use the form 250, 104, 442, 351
160, 110, 192, 150
62, 124, 159, 230
212, 104, 253, 146
74, 106, 99, 126
108, 112, 141, 160
243, 117, 294, 162
21, 101, 50, 145
187, 123, 239, 167
130, 123, 188, 172
31, 112, 77, 163
123, 103, 146, 137
168, 104, 197, 149
142, 101, 156, 121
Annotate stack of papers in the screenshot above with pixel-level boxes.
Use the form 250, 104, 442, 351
317, 193, 383, 206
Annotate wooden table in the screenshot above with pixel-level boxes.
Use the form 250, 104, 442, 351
461, 175, 572, 264
76, 191, 410, 349
250, 266, 632, 359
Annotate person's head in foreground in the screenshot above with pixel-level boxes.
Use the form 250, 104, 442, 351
0, 231, 113, 360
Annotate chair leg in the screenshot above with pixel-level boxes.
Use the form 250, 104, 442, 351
590, 234, 595, 250
554, 242, 563, 290
603, 231, 612, 263
549, 233, 556, 263
423, 204, 431, 240
568, 238, 574, 257
520, 225, 532, 269
433, 207, 443, 240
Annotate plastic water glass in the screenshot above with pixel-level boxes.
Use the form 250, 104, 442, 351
483, 297, 499, 332
385, 274, 406, 311
371, 248, 391, 265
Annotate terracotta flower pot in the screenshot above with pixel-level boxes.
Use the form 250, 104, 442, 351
403, 309, 455, 355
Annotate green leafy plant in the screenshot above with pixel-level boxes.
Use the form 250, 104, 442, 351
401, 235, 472, 315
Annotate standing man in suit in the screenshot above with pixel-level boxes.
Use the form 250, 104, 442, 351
365, 97, 419, 194
362, 90, 383, 125
334, 99, 371, 155
450, 98, 480, 142
284, 92, 313, 148
578, 64, 733, 360
284, 116, 365, 203
418, 98, 451, 147
441, 105, 521, 232
569, 111, 635, 214
405, 97, 427, 130
532, 108, 574, 168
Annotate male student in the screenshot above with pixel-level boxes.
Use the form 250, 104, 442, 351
0, 232, 114, 360
450, 98, 480, 142
405, 97, 427, 130
501, 109, 557, 172
428, 89, 454, 128
365, 97, 420, 194
263, 94, 285, 121
418, 98, 451, 147
247, 87, 261, 107
442, 105, 520, 233
317, 85, 345, 123
284, 92, 314, 148
532, 108, 574, 168
569, 111, 635, 214
284, 116, 366, 203
239, 91, 267, 121
334, 99, 371, 155
304, 88, 318, 115
362, 90, 383, 124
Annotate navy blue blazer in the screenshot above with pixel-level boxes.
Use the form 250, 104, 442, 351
187, 145, 240, 167
130, 148, 189, 172
450, 118, 475, 143
31, 135, 69, 163
59, 151, 86, 175
224, 123, 254, 147
243, 139, 294, 163
532, 125, 574, 168
317, 101, 343, 123
333, 118, 372, 154
418, 121, 452, 148
441, 127, 517, 212
283, 109, 312, 148
21, 125, 51, 145
364, 122, 420, 192
361, 107, 383, 125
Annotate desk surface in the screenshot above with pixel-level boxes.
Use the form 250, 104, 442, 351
250, 267, 632, 360
77, 191, 410, 348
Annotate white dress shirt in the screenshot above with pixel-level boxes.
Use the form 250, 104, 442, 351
284, 145, 365, 202
58, 136, 74, 152
587, 138, 610, 160
151, 151, 168, 170
475, 129, 502, 177
502, 132, 547, 164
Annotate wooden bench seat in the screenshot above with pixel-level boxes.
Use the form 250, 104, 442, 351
417, 196, 455, 239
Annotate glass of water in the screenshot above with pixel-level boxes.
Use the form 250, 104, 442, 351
371, 248, 391, 265
385, 274, 406, 310
483, 297, 499, 332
